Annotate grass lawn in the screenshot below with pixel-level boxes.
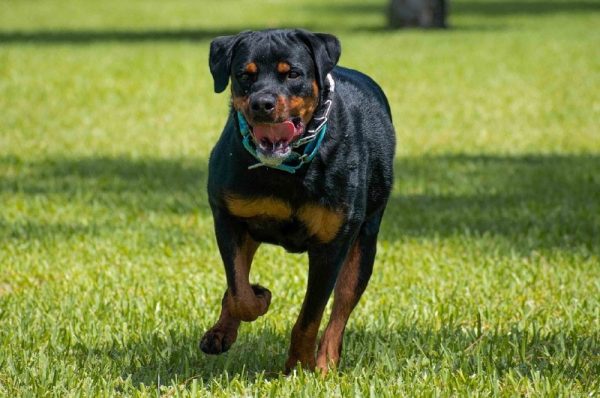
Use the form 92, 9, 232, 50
1, 0, 599, 395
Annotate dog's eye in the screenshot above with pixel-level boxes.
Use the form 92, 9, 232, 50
288, 71, 301, 79
239, 73, 251, 82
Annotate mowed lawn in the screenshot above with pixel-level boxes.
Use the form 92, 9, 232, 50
1, 0, 599, 396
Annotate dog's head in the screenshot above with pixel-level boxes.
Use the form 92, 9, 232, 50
209, 29, 341, 163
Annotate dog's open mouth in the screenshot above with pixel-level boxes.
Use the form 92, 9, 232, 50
250, 117, 304, 165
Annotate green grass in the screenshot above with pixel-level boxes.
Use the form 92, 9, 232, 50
1, 0, 599, 396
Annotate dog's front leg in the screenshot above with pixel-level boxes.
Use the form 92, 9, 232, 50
200, 211, 270, 355
284, 235, 357, 373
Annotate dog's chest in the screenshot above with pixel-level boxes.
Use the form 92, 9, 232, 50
224, 194, 344, 245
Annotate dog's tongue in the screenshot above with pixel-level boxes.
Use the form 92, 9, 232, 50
253, 121, 297, 144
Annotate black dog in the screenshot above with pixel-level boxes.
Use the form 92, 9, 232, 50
200, 29, 395, 373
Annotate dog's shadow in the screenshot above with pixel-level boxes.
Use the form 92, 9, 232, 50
3, 153, 599, 254
95, 326, 289, 387
78, 322, 597, 391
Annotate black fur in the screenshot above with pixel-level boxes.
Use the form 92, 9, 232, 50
202, 29, 395, 371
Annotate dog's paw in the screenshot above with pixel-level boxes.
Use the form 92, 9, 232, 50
251, 284, 272, 315
200, 327, 238, 355
284, 355, 316, 375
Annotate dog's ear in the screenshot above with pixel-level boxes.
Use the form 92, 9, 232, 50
209, 33, 247, 93
295, 30, 341, 90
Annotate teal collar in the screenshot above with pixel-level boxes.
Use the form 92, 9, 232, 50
236, 73, 335, 174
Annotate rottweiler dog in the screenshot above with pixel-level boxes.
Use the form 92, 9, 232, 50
200, 29, 395, 373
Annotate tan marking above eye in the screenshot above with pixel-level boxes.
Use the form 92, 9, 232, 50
225, 194, 293, 220
297, 204, 344, 243
277, 62, 291, 74
245, 62, 258, 74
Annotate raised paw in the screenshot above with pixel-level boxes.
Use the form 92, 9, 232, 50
251, 284, 272, 314
200, 326, 238, 355
226, 284, 272, 322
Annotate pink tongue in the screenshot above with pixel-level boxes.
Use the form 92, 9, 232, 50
253, 121, 297, 144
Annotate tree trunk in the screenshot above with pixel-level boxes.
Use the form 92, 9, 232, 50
388, 0, 448, 28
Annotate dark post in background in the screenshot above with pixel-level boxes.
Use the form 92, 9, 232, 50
389, 0, 448, 28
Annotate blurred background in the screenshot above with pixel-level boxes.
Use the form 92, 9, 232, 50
1, 0, 598, 156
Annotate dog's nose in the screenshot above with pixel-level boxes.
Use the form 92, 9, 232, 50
250, 94, 276, 116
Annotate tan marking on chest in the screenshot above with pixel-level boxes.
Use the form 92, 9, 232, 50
297, 204, 344, 243
225, 195, 293, 220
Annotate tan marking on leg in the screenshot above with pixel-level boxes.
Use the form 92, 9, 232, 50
277, 62, 291, 74
226, 286, 271, 322
214, 291, 241, 336
285, 317, 321, 372
297, 204, 344, 243
317, 240, 361, 373
225, 194, 293, 220
200, 290, 241, 353
201, 234, 263, 353
225, 234, 271, 322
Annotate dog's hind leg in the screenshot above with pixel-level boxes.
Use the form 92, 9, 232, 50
200, 213, 270, 355
315, 211, 383, 373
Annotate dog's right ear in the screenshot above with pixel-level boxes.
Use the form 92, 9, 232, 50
209, 33, 247, 93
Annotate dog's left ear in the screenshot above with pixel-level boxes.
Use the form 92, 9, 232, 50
209, 32, 248, 93
295, 30, 341, 90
